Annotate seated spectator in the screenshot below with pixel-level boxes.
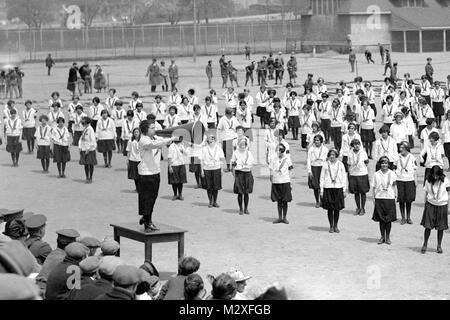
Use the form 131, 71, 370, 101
0, 240, 40, 275
227, 267, 251, 300
3, 219, 28, 244
79, 236, 101, 256
184, 273, 205, 300
95, 265, 141, 300
208, 273, 237, 300
254, 282, 288, 300
66, 256, 102, 300
0, 274, 42, 300
157, 256, 200, 300
99, 239, 120, 256
135, 269, 160, 300
139, 260, 159, 277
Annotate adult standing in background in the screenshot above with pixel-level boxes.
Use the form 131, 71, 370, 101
378, 43, 385, 65
94, 65, 107, 93
146, 58, 161, 93
349, 49, 356, 73
168, 59, 179, 92
220, 55, 228, 88
206, 60, 213, 89
79, 62, 92, 94
425, 57, 434, 85
160, 60, 169, 92
67, 62, 78, 98
46, 53, 55, 76
15, 67, 24, 99
244, 42, 251, 60
383, 49, 392, 76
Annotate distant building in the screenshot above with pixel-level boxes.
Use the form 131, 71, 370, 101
298, 0, 450, 52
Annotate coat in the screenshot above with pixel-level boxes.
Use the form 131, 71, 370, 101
66, 275, 96, 300
157, 275, 186, 300
147, 63, 161, 86
206, 65, 213, 79
94, 68, 106, 90
67, 67, 78, 92
168, 64, 179, 83
68, 277, 113, 300
36, 248, 66, 284
24, 236, 53, 265
95, 287, 135, 300
45, 256, 80, 300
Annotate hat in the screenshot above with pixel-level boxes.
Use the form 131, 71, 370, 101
3, 220, 28, 239
100, 239, 120, 256
0, 274, 41, 300
137, 269, 159, 288
79, 256, 102, 274
64, 242, 89, 260
394, 112, 404, 119
79, 236, 101, 248
1, 209, 24, 223
227, 267, 251, 283
99, 256, 125, 276
56, 229, 80, 242
0, 240, 37, 276
24, 214, 46, 230
113, 265, 141, 286
23, 212, 34, 220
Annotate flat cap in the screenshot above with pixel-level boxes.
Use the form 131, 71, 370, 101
24, 214, 47, 230
138, 269, 159, 288
1, 209, 24, 222
100, 239, 120, 255
79, 256, 102, 274
113, 265, 141, 286
0, 274, 41, 300
79, 236, 101, 248
22, 212, 34, 221
56, 229, 80, 241
64, 242, 89, 260
3, 220, 28, 239
99, 256, 124, 276
0, 240, 37, 276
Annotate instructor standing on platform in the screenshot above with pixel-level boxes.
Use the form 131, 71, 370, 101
138, 120, 178, 232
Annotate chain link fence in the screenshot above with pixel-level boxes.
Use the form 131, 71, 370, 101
0, 20, 304, 61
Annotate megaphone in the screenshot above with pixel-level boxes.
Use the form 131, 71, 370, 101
156, 121, 206, 144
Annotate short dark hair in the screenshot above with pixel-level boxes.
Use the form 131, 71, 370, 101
139, 120, 150, 135
131, 91, 139, 98
211, 273, 237, 300
313, 135, 324, 143
379, 125, 390, 134
428, 131, 440, 141
184, 273, 204, 300
39, 115, 49, 122
427, 165, 445, 185
56, 117, 65, 124
188, 89, 195, 95
178, 256, 200, 276
109, 88, 116, 94
81, 116, 92, 125
126, 110, 134, 117
425, 118, 435, 126
100, 109, 109, 116
92, 97, 100, 104
136, 102, 143, 109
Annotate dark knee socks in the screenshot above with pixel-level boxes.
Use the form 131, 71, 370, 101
399, 202, 406, 220
327, 210, 333, 227
313, 189, 320, 203
277, 201, 283, 219
238, 194, 243, 210
207, 190, 213, 204
84, 165, 89, 179
41, 159, 46, 171
355, 194, 361, 209
406, 202, 412, 219
108, 151, 112, 165
355, 193, 366, 210
438, 230, 444, 247
212, 190, 218, 203
244, 194, 249, 210
172, 185, 178, 196
194, 172, 201, 185
177, 184, 183, 196
57, 163, 62, 175
379, 221, 386, 239
333, 210, 339, 228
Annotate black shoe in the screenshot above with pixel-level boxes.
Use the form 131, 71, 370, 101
273, 218, 283, 224
139, 217, 145, 225
378, 237, 385, 245
148, 223, 159, 231
421, 245, 427, 254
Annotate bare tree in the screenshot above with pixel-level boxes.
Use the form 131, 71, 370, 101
6, 0, 53, 29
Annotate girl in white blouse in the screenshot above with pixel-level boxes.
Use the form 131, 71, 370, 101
167, 139, 188, 201
374, 125, 398, 170
129, 91, 142, 111
112, 100, 126, 153
235, 101, 252, 138
48, 102, 64, 129
126, 128, 141, 192
231, 139, 255, 215
420, 131, 445, 185
73, 105, 87, 147
22, 100, 37, 154
430, 81, 445, 128
389, 112, 408, 148
382, 96, 398, 128
417, 98, 434, 138
269, 144, 293, 224
441, 110, 450, 169
200, 134, 225, 208
372, 156, 397, 245
286, 91, 301, 141
340, 122, 361, 172
271, 98, 286, 137
167, 89, 182, 109
320, 149, 347, 233
330, 98, 345, 152
163, 105, 181, 129
203, 96, 218, 129
134, 103, 147, 124
96, 109, 116, 168
348, 139, 370, 215
35, 115, 52, 173
217, 107, 238, 171
78, 117, 98, 183
5, 108, 23, 167
90, 97, 104, 132
307, 135, 328, 208
151, 95, 167, 127
306, 122, 325, 147
421, 166, 450, 254
179, 97, 193, 124
123, 110, 140, 156
395, 141, 417, 225
300, 103, 316, 149
52, 117, 71, 178
359, 99, 376, 159
317, 93, 331, 143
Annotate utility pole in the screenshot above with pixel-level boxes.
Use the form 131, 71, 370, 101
193, 0, 197, 63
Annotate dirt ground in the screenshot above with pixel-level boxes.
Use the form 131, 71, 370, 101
1, 51, 450, 300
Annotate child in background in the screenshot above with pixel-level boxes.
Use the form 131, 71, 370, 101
390, 112, 409, 151
217, 107, 238, 172
300, 103, 316, 149
382, 95, 398, 129
164, 105, 181, 129
233, 126, 250, 151
22, 100, 37, 154
374, 125, 398, 170
52, 117, 71, 178
340, 122, 361, 172
90, 97, 104, 131
112, 100, 126, 153
348, 139, 370, 215
79, 117, 97, 183
167, 138, 188, 201
420, 165, 450, 254
306, 122, 325, 147
420, 131, 445, 184
286, 91, 301, 140
35, 115, 52, 173
442, 110, 450, 171
134, 102, 147, 124
231, 139, 255, 215
67, 96, 82, 137
307, 135, 329, 208
122, 110, 140, 156
73, 105, 87, 147
151, 95, 167, 128
203, 96, 218, 129
330, 98, 345, 152
96, 109, 116, 168
359, 99, 376, 159
318, 93, 331, 143
269, 144, 293, 224
420, 118, 439, 150
48, 102, 64, 129
200, 134, 225, 208
126, 128, 141, 192
401, 106, 415, 149
395, 141, 417, 225
5, 108, 22, 167
129, 91, 142, 111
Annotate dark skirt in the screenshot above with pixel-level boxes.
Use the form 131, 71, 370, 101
372, 199, 397, 223
168, 165, 187, 185
271, 183, 292, 202
122, 140, 129, 156
79, 151, 97, 165
301, 134, 308, 149
207, 122, 216, 129
53, 144, 71, 163
348, 175, 370, 194
73, 131, 82, 146
97, 139, 115, 153
288, 116, 300, 129
67, 81, 76, 92
360, 129, 376, 143
421, 202, 449, 230
308, 166, 322, 190
342, 156, 348, 172
444, 143, 450, 159
233, 170, 254, 194
321, 188, 345, 211
396, 180, 416, 203
116, 127, 122, 140
68, 121, 74, 134
189, 157, 201, 173
202, 169, 222, 191
408, 135, 415, 149
432, 101, 444, 117
320, 119, 331, 133
22, 127, 36, 140
128, 160, 140, 180
138, 174, 160, 217
36, 145, 51, 159
6, 136, 22, 153
91, 120, 98, 132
